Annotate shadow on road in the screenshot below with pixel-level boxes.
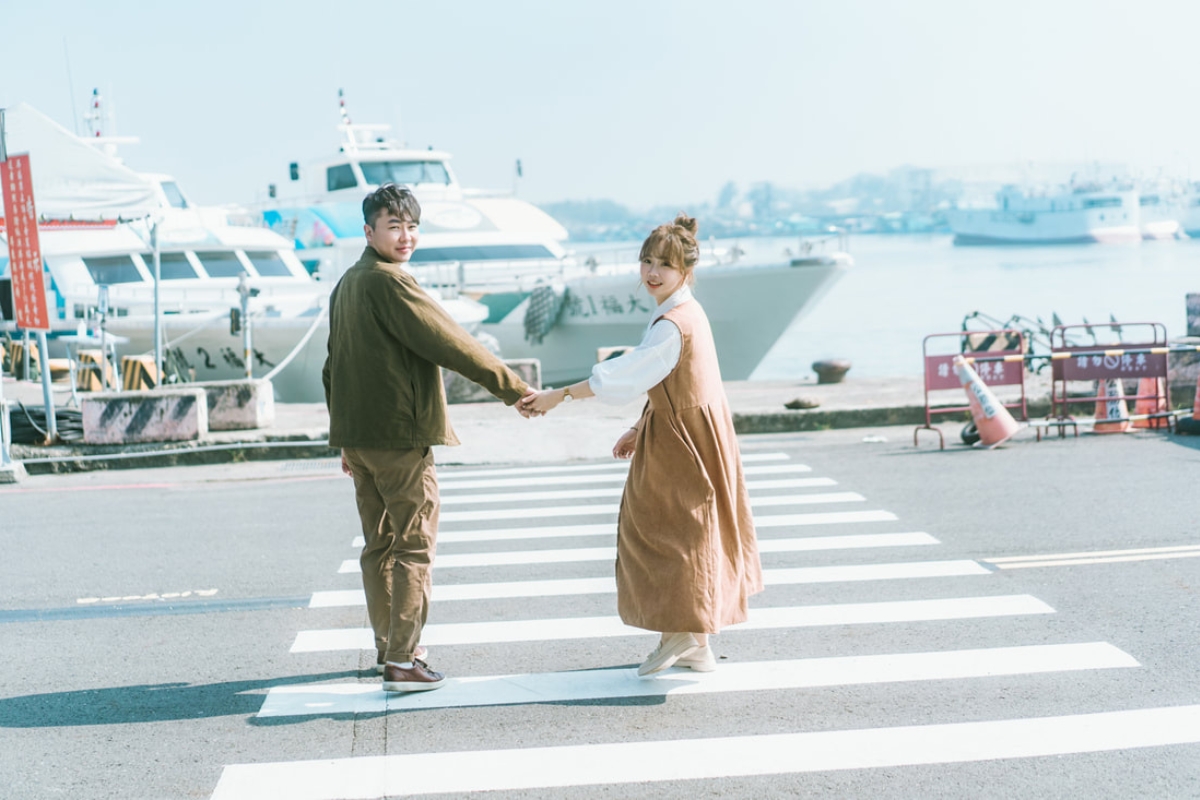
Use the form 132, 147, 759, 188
0, 670, 361, 727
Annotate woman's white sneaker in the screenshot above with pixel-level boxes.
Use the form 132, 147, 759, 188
674, 644, 716, 672
637, 633, 700, 677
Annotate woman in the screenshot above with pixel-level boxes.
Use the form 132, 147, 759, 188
521, 214, 763, 676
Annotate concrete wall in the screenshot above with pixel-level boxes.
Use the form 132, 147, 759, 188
195, 379, 275, 431
445, 359, 542, 404
82, 389, 208, 445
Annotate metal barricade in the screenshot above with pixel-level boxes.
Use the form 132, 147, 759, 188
1045, 321, 1173, 438
914, 329, 1028, 450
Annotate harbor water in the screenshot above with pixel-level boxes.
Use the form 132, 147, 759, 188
578, 234, 1198, 380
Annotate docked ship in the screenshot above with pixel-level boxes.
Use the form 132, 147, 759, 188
1137, 181, 1186, 240
249, 92, 851, 393
0, 101, 485, 403
947, 183, 1141, 245
3, 94, 850, 403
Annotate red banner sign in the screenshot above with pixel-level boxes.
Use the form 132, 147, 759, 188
1, 154, 50, 330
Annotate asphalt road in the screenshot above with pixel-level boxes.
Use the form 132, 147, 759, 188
2, 425, 1199, 799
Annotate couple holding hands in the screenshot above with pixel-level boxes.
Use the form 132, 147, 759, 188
324, 184, 762, 692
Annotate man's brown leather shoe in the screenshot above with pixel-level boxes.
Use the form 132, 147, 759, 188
382, 658, 446, 692
376, 645, 427, 675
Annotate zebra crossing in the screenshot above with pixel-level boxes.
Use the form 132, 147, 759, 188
209, 451, 1200, 799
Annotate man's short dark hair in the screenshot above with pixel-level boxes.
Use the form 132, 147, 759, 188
362, 183, 422, 227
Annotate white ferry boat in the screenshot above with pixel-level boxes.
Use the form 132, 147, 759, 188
1178, 184, 1200, 237
1137, 182, 1186, 240
249, 92, 851, 391
0, 101, 485, 402
947, 183, 1141, 245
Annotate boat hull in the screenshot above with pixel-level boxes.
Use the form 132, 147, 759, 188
93, 255, 848, 402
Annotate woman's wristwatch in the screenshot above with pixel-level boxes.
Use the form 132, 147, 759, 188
561, 386, 574, 402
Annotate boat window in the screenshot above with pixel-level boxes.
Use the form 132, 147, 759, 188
196, 251, 246, 278
82, 255, 144, 284
1140, 195, 1160, 206
246, 251, 293, 277
1082, 197, 1122, 209
159, 181, 189, 209
409, 244, 557, 263
360, 161, 451, 187
140, 252, 198, 280
326, 164, 358, 192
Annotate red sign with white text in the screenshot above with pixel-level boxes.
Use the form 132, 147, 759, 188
1, 154, 50, 330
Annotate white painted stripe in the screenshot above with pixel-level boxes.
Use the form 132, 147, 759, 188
443, 487, 621, 504
289, 594, 1053, 652
987, 544, 1200, 564
440, 478, 838, 504
441, 470, 823, 491
311, 558, 983, 607
438, 523, 613, 544
739, 452, 791, 462
309, 590, 367, 608
752, 492, 862, 507
747, 477, 836, 491
993, 551, 1200, 569
762, 559, 989, 583
212, 704, 1200, 799
338, 534, 943, 574
439, 462, 629, 479
259, 642, 1135, 718
434, 506, 897, 545
988, 544, 1200, 563
440, 473, 631, 490
440, 491, 863, 522
754, 510, 898, 526
742, 464, 812, 475
434, 452, 786, 482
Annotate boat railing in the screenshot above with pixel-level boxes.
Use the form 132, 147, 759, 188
408, 258, 575, 297
59, 280, 324, 316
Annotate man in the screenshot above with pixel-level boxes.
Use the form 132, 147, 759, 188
323, 184, 534, 692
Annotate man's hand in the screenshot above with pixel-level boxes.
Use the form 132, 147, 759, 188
341, 450, 353, 477
516, 388, 539, 418
613, 428, 637, 459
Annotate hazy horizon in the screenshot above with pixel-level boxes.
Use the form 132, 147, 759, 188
4, 0, 1200, 210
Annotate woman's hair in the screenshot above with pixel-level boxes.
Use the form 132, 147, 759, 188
639, 213, 700, 285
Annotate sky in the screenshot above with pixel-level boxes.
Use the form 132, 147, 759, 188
4, 0, 1200, 210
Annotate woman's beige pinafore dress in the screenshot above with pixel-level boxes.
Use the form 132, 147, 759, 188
616, 299, 763, 633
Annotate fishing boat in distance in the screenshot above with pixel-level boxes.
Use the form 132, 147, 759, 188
947, 182, 1141, 245
1137, 180, 1186, 240
250, 91, 851, 390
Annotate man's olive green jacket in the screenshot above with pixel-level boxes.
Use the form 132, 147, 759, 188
323, 247, 529, 449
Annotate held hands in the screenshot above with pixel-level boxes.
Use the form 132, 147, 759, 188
515, 388, 539, 418
340, 450, 353, 477
613, 427, 637, 459
518, 388, 565, 418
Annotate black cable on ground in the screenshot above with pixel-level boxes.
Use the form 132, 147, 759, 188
8, 402, 85, 444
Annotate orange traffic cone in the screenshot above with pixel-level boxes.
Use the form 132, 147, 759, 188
1132, 377, 1168, 429
952, 355, 1021, 448
1179, 373, 1200, 435
1093, 378, 1131, 433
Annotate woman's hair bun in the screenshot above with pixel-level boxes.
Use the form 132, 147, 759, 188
673, 213, 698, 236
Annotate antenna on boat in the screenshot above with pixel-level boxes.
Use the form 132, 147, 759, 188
336, 88, 392, 156
80, 87, 138, 161
84, 88, 103, 138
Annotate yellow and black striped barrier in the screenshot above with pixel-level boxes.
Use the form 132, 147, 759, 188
75, 349, 115, 392
121, 355, 159, 391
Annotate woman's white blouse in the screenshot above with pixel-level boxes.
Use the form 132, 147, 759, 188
587, 285, 692, 405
